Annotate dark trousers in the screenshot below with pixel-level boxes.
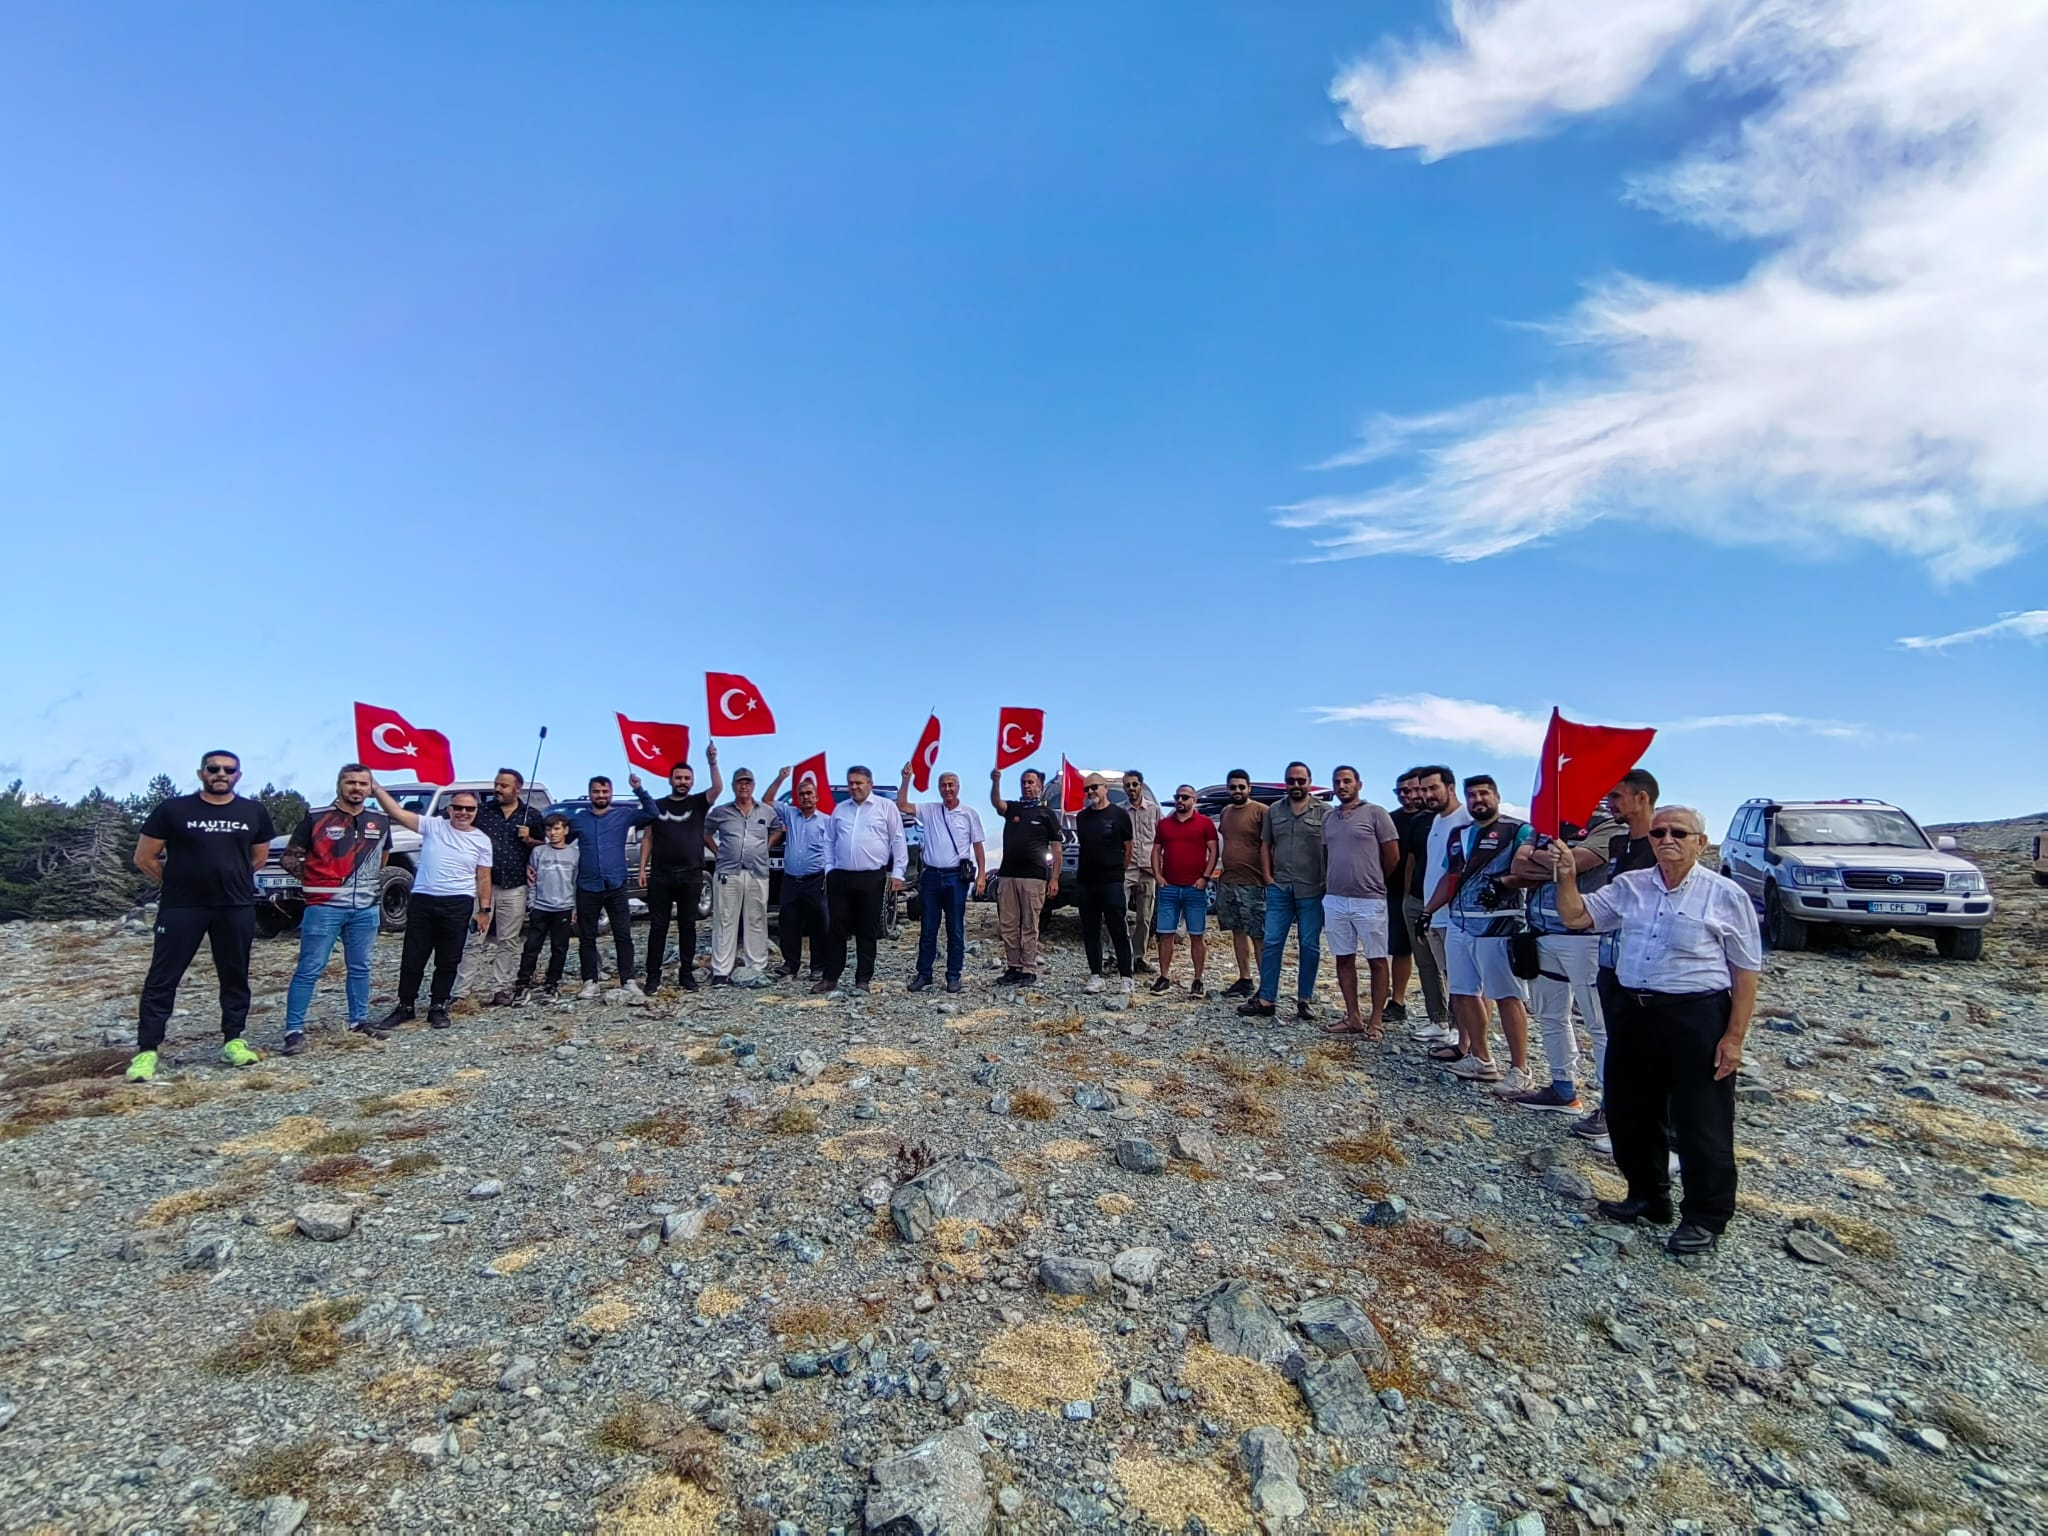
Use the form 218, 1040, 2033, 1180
1600, 977, 1738, 1231
137, 905, 256, 1051
915, 866, 971, 983
824, 868, 887, 987
399, 893, 473, 1008
644, 865, 702, 989
517, 908, 574, 988
780, 872, 830, 975
1078, 877, 1134, 978
575, 884, 636, 983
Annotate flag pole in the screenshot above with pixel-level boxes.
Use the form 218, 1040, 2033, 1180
529, 726, 548, 792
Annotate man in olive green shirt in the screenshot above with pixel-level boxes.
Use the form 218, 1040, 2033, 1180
1240, 761, 1328, 1022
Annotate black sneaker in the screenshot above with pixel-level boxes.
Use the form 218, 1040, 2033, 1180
1132, 958, 1153, 975
679, 973, 699, 992
1294, 998, 1314, 1023
945, 977, 962, 994
1018, 974, 1037, 987
1384, 999, 1408, 1023
1149, 977, 1173, 994
997, 967, 1023, 985
427, 1006, 452, 1030
907, 976, 933, 993
541, 983, 561, 998
1237, 997, 1276, 1018
1596, 1196, 1676, 1226
281, 1031, 306, 1056
349, 1020, 391, 1040
1222, 978, 1255, 999
1569, 1107, 1608, 1141
1666, 1222, 1720, 1257
1189, 979, 1206, 999
378, 1004, 416, 1029
711, 975, 736, 988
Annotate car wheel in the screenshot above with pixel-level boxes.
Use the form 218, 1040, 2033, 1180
380, 867, 414, 933
253, 903, 295, 939
1935, 926, 1984, 961
2034, 871, 2048, 888
1764, 884, 1806, 952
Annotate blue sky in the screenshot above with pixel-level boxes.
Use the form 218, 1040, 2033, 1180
3, 1, 2042, 833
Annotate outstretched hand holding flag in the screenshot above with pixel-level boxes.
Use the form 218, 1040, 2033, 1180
354, 702, 456, 785
1530, 709, 1657, 837
617, 714, 691, 776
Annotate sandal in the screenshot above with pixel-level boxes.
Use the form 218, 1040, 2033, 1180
1427, 1043, 1463, 1063
1320, 1019, 1368, 1036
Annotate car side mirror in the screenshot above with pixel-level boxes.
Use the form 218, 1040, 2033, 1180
1935, 835, 1958, 853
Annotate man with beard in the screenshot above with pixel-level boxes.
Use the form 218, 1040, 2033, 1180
1212, 769, 1267, 999
820, 765, 908, 998
1414, 765, 1469, 1052
1320, 765, 1402, 1038
279, 763, 391, 1052
454, 768, 547, 1007
774, 769, 833, 983
1422, 775, 1535, 1090
564, 773, 661, 1000
1385, 769, 1428, 1027
1149, 784, 1219, 997
1072, 775, 1134, 994
1240, 762, 1328, 1022
899, 765, 987, 995
1122, 771, 1161, 973
640, 744, 723, 992
370, 781, 494, 1030
989, 767, 1062, 985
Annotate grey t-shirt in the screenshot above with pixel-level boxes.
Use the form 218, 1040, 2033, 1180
1322, 799, 1400, 899
707, 799, 780, 876
1261, 795, 1329, 897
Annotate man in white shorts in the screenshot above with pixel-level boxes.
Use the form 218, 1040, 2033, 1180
1423, 775, 1536, 1089
1319, 765, 1403, 1038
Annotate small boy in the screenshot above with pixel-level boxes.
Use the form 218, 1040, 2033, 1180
516, 815, 579, 998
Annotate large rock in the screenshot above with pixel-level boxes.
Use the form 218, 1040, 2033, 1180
1039, 1255, 1112, 1297
1114, 1136, 1166, 1174
1111, 1246, 1165, 1290
293, 1202, 357, 1242
889, 1158, 1025, 1242
1297, 1354, 1383, 1438
1197, 1280, 1298, 1368
865, 1426, 992, 1536
1292, 1297, 1389, 1372
1169, 1127, 1219, 1165
1240, 1425, 1307, 1525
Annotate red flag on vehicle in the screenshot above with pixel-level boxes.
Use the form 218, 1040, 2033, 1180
792, 751, 835, 813
1060, 756, 1087, 812
706, 672, 776, 737
1529, 709, 1657, 838
354, 702, 456, 785
617, 714, 691, 776
995, 706, 1043, 770
908, 713, 942, 792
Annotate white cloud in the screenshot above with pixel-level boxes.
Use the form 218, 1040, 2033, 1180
1301, 0, 2048, 582
1896, 608, 2048, 649
1313, 695, 1871, 754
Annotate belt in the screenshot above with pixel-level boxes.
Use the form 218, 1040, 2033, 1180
1618, 986, 1730, 1007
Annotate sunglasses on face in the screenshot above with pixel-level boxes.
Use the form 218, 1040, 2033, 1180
1648, 827, 1692, 841
203, 766, 239, 775
450, 805, 478, 814
1286, 778, 1308, 787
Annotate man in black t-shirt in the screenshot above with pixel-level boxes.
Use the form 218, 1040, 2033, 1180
1395, 766, 1451, 1038
1072, 777, 1134, 993
638, 745, 723, 992
989, 767, 1062, 985
127, 750, 278, 1081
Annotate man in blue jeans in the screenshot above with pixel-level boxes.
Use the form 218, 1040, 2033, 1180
1240, 761, 1329, 1022
900, 764, 987, 994
279, 764, 391, 1052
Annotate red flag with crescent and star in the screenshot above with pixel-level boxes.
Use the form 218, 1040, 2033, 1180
994, 706, 1043, 770
1529, 708, 1657, 838
706, 672, 776, 737
908, 713, 942, 793
354, 702, 456, 785
617, 714, 691, 776
792, 751, 835, 813
1060, 756, 1087, 813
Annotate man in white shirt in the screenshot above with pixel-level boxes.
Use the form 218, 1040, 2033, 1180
900, 764, 986, 995
368, 781, 494, 1031
820, 765, 908, 997
1552, 805, 1762, 1258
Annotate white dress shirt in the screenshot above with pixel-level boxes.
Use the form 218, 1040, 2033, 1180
1582, 866, 1763, 992
912, 798, 985, 869
829, 794, 908, 878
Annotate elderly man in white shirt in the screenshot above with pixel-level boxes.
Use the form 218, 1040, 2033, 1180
1552, 804, 1762, 1258
820, 764, 908, 997
900, 764, 987, 995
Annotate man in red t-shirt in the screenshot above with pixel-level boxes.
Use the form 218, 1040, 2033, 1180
1149, 785, 1220, 998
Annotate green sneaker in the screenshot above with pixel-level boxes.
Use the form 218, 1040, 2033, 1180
220, 1038, 261, 1068
125, 1050, 159, 1082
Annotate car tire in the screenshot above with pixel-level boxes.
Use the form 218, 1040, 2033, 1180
1764, 884, 1806, 952
380, 866, 414, 933
253, 903, 296, 939
1935, 926, 1984, 961
2034, 871, 2048, 888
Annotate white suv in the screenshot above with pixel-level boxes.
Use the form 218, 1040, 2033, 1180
1719, 798, 1993, 960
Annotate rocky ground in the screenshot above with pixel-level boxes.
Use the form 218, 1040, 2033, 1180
0, 830, 2042, 1535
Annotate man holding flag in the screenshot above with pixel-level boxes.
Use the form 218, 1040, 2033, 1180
820, 765, 908, 997
639, 742, 722, 993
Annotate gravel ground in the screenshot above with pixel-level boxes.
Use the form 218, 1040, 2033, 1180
0, 828, 2043, 1535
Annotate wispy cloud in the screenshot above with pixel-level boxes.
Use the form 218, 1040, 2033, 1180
1301, 0, 2048, 581
1896, 609, 2048, 650
1312, 694, 1873, 755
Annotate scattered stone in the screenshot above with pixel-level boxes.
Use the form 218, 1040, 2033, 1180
1361, 1196, 1409, 1226
1197, 1280, 1298, 1368
890, 1157, 1025, 1242
1169, 1127, 1219, 1165
1114, 1136, 1165, 1174
497, 1355, 538, 1393
1123, 1377, 1165, 1416
1902, 1424, 1950, 1454
1297, 1354, 1381, 1438
1540, 1165, 1595, 1200
467, 1178, 503, 1200
1446, 1503, 1502, 1536
864, 1426, 991, 1536
180, 1233, 235, 1272
662, 1208, 708, 1244
1785, 1229, 1846, 1266
1800, 1487, 1851, 1522
1240, 1425, 1308, 1524
1038, 1255, 1112, 1297
293, 1202, 357, 1242
1293, 1296, 1390, 1371
257, 1494, 309, 1535
1072, 1082, 1115, 1111
1605, 1318, 1647, 1354
1110, 1246, 1164, 1290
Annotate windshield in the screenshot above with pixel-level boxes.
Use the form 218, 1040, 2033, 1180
1773, 809, 1927, 849
396, 791, 434, 817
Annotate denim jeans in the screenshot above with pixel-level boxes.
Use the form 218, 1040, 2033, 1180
916, 866, 971, 983
1257, 883, 1324, 1003
285, 902, 381, 1031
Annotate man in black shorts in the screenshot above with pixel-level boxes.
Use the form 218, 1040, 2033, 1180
127, 751, 277, 1080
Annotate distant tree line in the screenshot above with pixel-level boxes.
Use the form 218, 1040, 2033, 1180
0, 776, 310, 921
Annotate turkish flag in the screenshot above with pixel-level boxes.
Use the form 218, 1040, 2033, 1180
1060, 756, 1087, 813
1530, 709, 1657, 838
908, 713, 942, 793
995, 706, 1044, 770
354, 702, 456, 786
706, 672, 776, 737
617, 714, 691, 776
792, 751, 835, 813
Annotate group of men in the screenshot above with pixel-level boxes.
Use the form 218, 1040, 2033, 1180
124, 745, 1762, 1253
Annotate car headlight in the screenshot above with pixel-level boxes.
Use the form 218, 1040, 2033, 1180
1788, 865, 1842, 888
1946, 869, 1986, 893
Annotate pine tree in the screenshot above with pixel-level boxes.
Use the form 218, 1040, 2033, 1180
32, 800, 140, 918
123, 773, 179, 822
255, 783, 310, 837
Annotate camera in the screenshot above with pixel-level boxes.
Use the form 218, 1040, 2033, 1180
1475, 875, 1510, 910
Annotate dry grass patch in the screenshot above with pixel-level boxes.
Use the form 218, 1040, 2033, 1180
381, 1121, 443, 1142
768, 1102, 821, 1135
819, 1130, 898, 1162
387, 1150, 441, 1176
1923, 1394, 2006, 1452
1831, 1167, 1894, 1192
301, 1126, 373, 1157
574, 1300, 635, 1335
0, 1046, 132, 1092
361, 1365, 459, 1417
1181, 1340, 1308, 1431
227, 1437, 337, 1501
694, 1284, 745, 1320
976, 1321, 1110, 1412
207, 1298, 366, 1376
751, 1399, 836, 1460
1096, 1193, 1135, 1216
485, 1246, 543, 1276
298, 1154, 376, 1187
220, 1114, 335, 1156
845, 1046, 921, 1068
1037, 1137, 1098, 1163
357, 1087, 456, 1117
1011, 1087, 1057, 1120
1115, 1452, 1251, 1536
1322, 1123, 1408, 1168
598, 1473, 722, 1536
595, 1397, 728, 1495
142, 1178, 259, 1227
767, 1299, 861, 1342
1218, 1087, 1279, 1135
621, 1110, 695, 1147
1733, 1194, 1901, 1260
1979, 1172, 2048, 1209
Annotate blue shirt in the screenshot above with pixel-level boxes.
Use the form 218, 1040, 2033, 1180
565, 787, 657, 891
777, 803, 835, 878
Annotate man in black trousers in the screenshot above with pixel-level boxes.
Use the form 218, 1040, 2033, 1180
819, 766, 906, 998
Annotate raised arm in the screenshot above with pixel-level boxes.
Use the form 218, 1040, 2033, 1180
898, 764, 921, 819
988, 769, 1009, 816
1549, 842, 1594, 930
703, 742, 724, 803
368, 777, 421, 833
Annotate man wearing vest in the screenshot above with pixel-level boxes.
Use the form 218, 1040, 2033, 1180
279, 763, 391, 1052
1422, 774, 1537, 1090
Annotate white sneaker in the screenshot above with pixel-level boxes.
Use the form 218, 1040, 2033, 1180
1408, 1019, 1443, 1042
1490, 1067, 1534, 1096
1430, 1025, 1461, 1047
1591, 1133, 1614, 1154
1118, 977, 1134, 995
621, 980, 645, 1000
1447, 1054, 1503, 1083
577, 981, 602, 1001
1085, 975, 1104, 994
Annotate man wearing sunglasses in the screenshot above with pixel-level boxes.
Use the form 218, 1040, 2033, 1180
1240, 761, 1328, 1022
126, 751, 278, 1080
1550, 806, 1762, 1257
369, 779, 494, 1030
1149, 784, 1219, 997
